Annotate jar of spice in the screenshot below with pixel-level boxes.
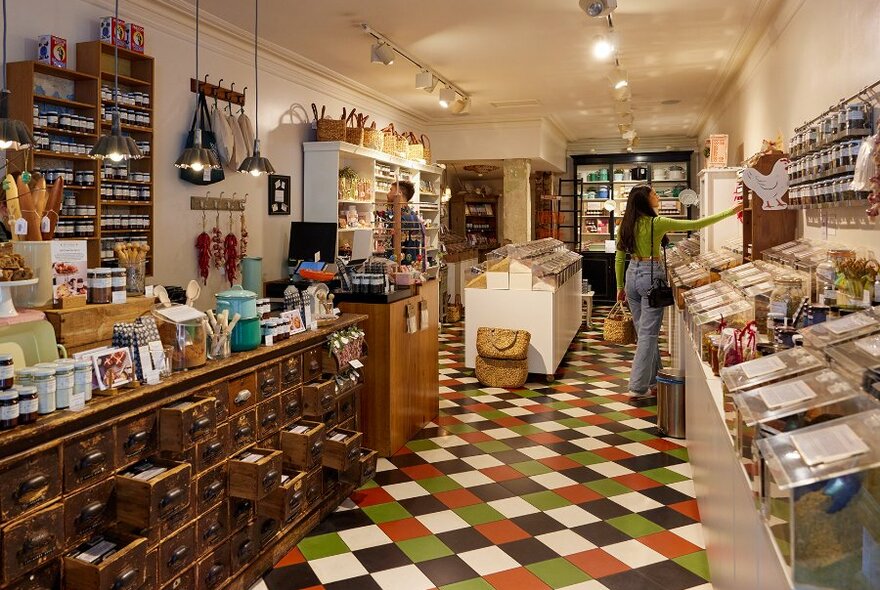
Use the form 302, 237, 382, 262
15, 368, 35, 388
769, 276, 805, 322
0, 353, 14, 390
53, 363, 74, 409
17, 386, 38, 424
33, 369, 56, 415
0, 390, 19, 430
74, 360, 93, 402
111, 268, 126, 300
90, 268, 112, 304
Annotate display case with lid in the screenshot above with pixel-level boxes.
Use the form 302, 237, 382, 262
721, 347, 825, 395
756, 409, 880, 590
800, 308, 880, 350
682, 281, 738, 308
691, 298, 754, 361
826, 331, 880, 399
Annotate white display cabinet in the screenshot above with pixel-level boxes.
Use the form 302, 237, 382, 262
699, 168, 741, 252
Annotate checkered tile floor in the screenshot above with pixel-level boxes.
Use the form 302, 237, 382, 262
255, 310, 711, 590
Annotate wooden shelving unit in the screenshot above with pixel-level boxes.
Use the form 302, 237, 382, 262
6, 43, 155, 275
449, 193, 502, 261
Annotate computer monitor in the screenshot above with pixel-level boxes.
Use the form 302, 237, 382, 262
288, 222, 338, 264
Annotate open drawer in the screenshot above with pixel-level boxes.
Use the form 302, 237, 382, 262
280, 421, 325, 471
115, 459, 191, 529
322, 429, 363, 471
63, 531, 147, 590
258, 469, 306, 527
302, 376, 335, 417
342, 448, 378, 488
157, 397, 217, 453
228, 447, 282, 501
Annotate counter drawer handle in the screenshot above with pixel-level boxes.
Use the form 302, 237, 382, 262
75, 501, 105, 526
320, 394, 334, 410
234, 426, 253, 441
285, 400, 300, 417
362, 465, 375, 480
310, 441, 323, 458
206, 564, 225, 586
261, 412, 278, 428
237, 540, 254, 559
203, 521, 224, 541
160, 487, 186, 509
306, 485, 319, 502
262, 469, 280, 491
76, 451, 106, 472
203, 441, 224, 461
309, 358, 320, 371
284, 368, 299, 383
112, 568, 139, 590
260, 377, 276, 393
190, 416, 212, 435
347, 447, 361, 463
167, 546, 189, 569
14, 475, 49, 500
234, 389, 252, 406
288, 491, 303, 511
124, 431, 150, 453
23, 532, 53, 553
203, 481, 224, 502
261, 518, 277, 536
233, 499, 252, 518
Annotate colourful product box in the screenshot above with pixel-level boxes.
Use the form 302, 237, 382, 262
100, 16, 128, 48
127, 23, 145, 54
37, 35, 67, 68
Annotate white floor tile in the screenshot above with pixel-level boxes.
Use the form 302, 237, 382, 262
560, 407, 591, 417
608, 491, 664, 513
667, 463, 694, 478
415, 448, 458, 463
376, 458, 396, 472
532, 421, 569, 432
462, 454, 504, 469
488, 497, 541, 518
458, 546, 521, 576
500, 406, 532, 416
618, 418, 656, 430
668, 480, 697, 498
571, 437, 610, 451
508, 398, 539, 406
383, 481, 431, 501
455, 413, 489, 423
483, 427, 519, 440
449, 470, 495, 488
536, 529, 596, 556
545, 505, 601, 527
547, 392, 578, 401
519, 445, 560, 460
372, 565, 435, 590
558, 581, 611, 590
670, 523, 706, 549
431, 435, 468, 448
616, 442, 659, 456
530, 472, 578, 490
602, 539, 667, 568
574, 426, 615, 437
309, 553, 369, 584
588, 462, 634, 478
337, 525, 393, 551
416, 510, 471, 534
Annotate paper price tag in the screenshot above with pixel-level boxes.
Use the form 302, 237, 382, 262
111, 290, 127, 304
40, 216, 51, 233
144, 370, 161, 385
791, 423, 869, 466
68, 391, 86, 411
14, 218, 26, 235
349, 359, 364, 369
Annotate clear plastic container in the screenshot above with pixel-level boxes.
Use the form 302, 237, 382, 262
800, 308, 880, 350
826, 331, 880, 398
151, 305, 208, 371
720, 347, 824, 395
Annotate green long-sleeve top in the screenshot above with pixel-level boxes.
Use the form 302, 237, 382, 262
614, 207, 739, 290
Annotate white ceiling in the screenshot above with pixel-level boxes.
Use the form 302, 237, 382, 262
190, 0, 774, 141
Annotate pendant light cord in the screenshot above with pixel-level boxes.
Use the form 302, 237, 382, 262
113, 0, 119, 117
2, 0, 7, 90
253, 0, 258, 141
195, 0, 200, 84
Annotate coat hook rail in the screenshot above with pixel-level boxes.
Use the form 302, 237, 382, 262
190, 77, 246, 107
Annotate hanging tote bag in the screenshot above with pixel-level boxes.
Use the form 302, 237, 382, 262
406, 132, 425, 162
646, 218, 675, 308
381, 123, 398, 156
603, 302, 637, 345
179, 92, 225, 185
476, 327, 530, 360
313, 104, 345, 142
363, 121, 383, 151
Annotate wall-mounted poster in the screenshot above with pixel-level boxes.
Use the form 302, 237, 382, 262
269, 174, 291, 215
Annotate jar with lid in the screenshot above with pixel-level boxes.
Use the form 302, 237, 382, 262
33, 369, 56, 415
807, 126, 819, 150
0, 353, 14, 390
111, 268, 126, 299
846, 102, 869, 131
53, 363, 74, 409
15, 368, 36, 388
17, 386, 38, 424
769, 276, 805, 323
0, 390, 19, 430
90, 268, 112, 304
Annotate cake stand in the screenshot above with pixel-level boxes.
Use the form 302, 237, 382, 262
0, 279, 39, 318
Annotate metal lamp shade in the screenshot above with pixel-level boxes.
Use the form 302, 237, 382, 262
91, 112, 143, 160
0, 91, 34, 150
174, 128, 220, 170
238, 140, 274, 176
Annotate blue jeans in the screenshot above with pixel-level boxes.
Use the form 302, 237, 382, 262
625, 261, 664, 394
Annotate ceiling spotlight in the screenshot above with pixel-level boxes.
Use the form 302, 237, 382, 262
592, 33, 616, 60
415, 70, 437, 92
609, 68, 628, 90
450, 96, 471, 115
371, 42, 395, 65
612, 85, 632, 102
439, 87, 457, 109
579, 0, 617, 18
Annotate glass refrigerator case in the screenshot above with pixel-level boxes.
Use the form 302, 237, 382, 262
757, 409, 880, 590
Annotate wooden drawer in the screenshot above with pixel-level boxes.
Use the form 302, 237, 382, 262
159, 565, 194, 590
64, 479, 116, 547
226, 373, 257, 416
339, 417, 357, 432
303, 345, 322, 384
228, 448, 282, 501
229, 526, 256, 573
195, 464, 227, 516
258, 469, 305, 527
302, 376, 335, 417
0, 445, 62, 523
337, 391, 357, 423
280, 388, 302, 426
116, 414, 158, 468
323, 429, 363, 472
342, 449, 378, 488
158, 398, 217, 453
195, 383, 228, 424
63, 532, 147, 590
158, 522, 195, 585
193, 423, 230, 474
6, 561, 60, 590
322, 407, 339, 430
1, 502, 64, 583
256, 397, 282, 440
159, 486, 196, 541
195, 541, 229, 590
229, 409, 257, 454
63, 428, 117, 493
254, 513, 279, 549
116, 460, 191, 529
142, 548, 157, 590
303, 466, 323, 508
280, 421, 325, 471
256, 364, 280, 401
196, 504, 229, 557
228, 498, 253, 533
280, 353, 302, 389
258, 432, 280, 450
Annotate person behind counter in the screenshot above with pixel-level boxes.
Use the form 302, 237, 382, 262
614, 184, 742, 398
388, 179, 415, 203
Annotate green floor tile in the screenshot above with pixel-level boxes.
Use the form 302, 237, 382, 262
474, 440, 511, 453
511, 460, 553, 476
586, 478, 631, 497
641, 467, 689, 485
297, 532, 349, 560
601, 411, 632, 421
361, 502, 412, 524
666, 448, 690, 461
418, 475, 462, 494
673, 550, 712, 580
545, 401, 574, 410
440, 579, 495, 590
588, 396, 614, 404
557, 417, 590, 429
566, 451, 606, 466
453, 503, 505, 525
478, 410, 509, 420
522, 490, 571, 510
620, 430, 657, 442
526, 558, 591, 588
607, 513, 665, 538
444, 423, 478, 434
516, 389, 543, 398
406, 439, 440, 452
357, 479, 379, 491
510, 424, 544, 435
397, 535, 454, 563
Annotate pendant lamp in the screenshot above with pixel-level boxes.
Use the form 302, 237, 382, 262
91, 0, 142, 161
174, 0, 219, 172
0, 0, 34, 151
238, 0, 274, 177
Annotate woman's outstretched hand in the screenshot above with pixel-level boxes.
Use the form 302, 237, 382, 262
617, 289, 627, 302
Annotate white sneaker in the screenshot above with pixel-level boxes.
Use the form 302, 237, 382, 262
627, 390, 650, 398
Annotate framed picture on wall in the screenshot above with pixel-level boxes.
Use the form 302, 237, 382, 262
268, 174, 291, 215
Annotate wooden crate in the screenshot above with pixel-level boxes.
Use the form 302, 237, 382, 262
43, 297, 155, 352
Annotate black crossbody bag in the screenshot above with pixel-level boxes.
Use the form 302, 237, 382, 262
647, 217, 674, 308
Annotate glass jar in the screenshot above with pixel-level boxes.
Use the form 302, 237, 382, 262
33, 369, 56, 415
53, 363, 74, 409
74, 360, 93, 402
0, 390, 18, 430
111, 268, 126, 299
15, 368, 35, 388
0, 353, 14, 390
769, 276, 805, 321
846, 102, 867, 131
17, 386, 38, 424
124, 261, 146, 295
90, 268, 112, 304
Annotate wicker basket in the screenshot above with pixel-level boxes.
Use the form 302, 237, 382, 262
603, 302, 636, 345
395, 133, 409, 159
446, 294, 463, 323
406, 132, 424, 162
382, 124, 398, 156
421, 134, 432, 163
317, 118, 345, 142
475, 355, 528, 389
345, 110, 363, 146
364, 123, 383, 151
476, 328, 530, 360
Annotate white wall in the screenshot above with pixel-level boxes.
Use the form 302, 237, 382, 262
698, 0, 880, 253
6, 0, 425, 304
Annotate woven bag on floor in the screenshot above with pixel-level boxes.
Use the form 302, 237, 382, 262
475, 355, 528, 389
476, 327, 530, 360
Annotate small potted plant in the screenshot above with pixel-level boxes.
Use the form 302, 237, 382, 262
613, 169, 625, 181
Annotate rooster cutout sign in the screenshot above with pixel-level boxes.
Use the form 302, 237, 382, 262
742, 158, 790, 210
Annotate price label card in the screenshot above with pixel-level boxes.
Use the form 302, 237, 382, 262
68, 391, 86, 411
791, 423, 870, 466
144, 370, 161, 386
349, 359, 364, 369
756, 379, 817, 410
741, 355, 786, 379
111, 290, 127, 304
825, 313, 874, 335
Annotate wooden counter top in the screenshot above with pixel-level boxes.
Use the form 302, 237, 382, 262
0, 313, 367, 457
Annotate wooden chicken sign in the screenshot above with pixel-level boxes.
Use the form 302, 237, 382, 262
742, 151, 790, 211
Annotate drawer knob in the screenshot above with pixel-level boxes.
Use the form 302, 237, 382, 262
237, 539, 254, 559
234, 389, 252, 406
167, 545, 189, 569
233, 499, 252, 519
347, 447, 361, 463
234, 425, 253, 441
14, 475, 49, 502
285, 400, 300, 417
306, 485, 319, 503
203, 481, 224, 502
76, 450, 107, 473
112, 568, 139, 590
283, 367, 299, 383
362, 464, 375, 480
288, 490, 303, 511
203, 521, 224, 541
309, 358, 320, 371
260, 518, 277, 536
22, 531, 54, 555
260, 376, 277, 393
75, 501, 105, 526
320, 394, 334, 410
310, 441, 323, 458
262, 469, 280, 491
124, 431, 150, 454
261, 411, 278, 428
206, 564, 225, 586
203, 441, 224, 461
190, 416, 212, 436
160, 487, 186, 510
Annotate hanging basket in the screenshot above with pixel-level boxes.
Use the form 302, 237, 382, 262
363, 122, 383, 151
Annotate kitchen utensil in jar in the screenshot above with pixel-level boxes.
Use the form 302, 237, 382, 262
185, 280, 201, 307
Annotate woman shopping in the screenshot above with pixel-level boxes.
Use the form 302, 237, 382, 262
614, 185, 742, 398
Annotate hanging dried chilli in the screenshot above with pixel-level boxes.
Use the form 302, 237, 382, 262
211, 210, 224, 270
195, 232, 211, 284
239, 209, 248, 262
224, 233, 238, 286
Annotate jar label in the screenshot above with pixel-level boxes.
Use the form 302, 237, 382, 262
37, 380, 56, 395
0, 404, 18, 420
20, 398, 38, 414
769, 301, 789, 316
56, 375, 73, 390
0, 366, 13, 380
56, 388, 71, 408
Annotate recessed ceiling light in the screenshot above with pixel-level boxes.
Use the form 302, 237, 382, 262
661, 99, 681, 105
